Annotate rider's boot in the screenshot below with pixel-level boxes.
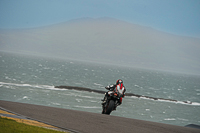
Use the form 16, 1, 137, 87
101, 92, 109, 105
113, 102, 121, 110
113, 103, 118, 110
101, 96, 107, 105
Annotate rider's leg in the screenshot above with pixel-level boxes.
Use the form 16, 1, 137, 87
119, 97, 122, 105
113, 97, 122, 110
101, 92, 108, 105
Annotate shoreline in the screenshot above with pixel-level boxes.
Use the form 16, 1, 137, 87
0, 100, 199, 133
55, 85, 198, 105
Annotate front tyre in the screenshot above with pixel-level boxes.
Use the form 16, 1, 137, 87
104, 100, 115, 115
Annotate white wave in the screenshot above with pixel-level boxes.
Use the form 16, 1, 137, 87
51, 102, 61, 106
177, 118, 189, 121
76, 95, 94, 99
134, 84, 140, 88
23, 96, 29, 99
0, 81, 64, 91
191, 102, 200, 106
159, 99, 200, 106
129, 95, 200, 106
0, 82, 30, 87
175, 100, 200, 106
94, 83, 103, 86
76, 99, 82, 102
90, 100, 98, 103
22, 84, 32, 87
164, 118, 176, 121
148, 87, 159, 90
74, 105, 101, 109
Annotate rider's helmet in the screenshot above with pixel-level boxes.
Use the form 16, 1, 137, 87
116, 79, 123, 85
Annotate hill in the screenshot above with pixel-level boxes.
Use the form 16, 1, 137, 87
0, 17, 200, 74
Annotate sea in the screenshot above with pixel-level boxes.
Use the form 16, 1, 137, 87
0, 51, 200, 127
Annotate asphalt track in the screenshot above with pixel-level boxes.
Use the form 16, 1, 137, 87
0, 100, 199, 133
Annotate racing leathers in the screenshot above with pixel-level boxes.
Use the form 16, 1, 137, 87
102, 83, 126, 107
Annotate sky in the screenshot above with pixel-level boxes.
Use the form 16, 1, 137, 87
0, 0, 200, 38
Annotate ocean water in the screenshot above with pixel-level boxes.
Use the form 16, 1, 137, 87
0, 52, 200, 126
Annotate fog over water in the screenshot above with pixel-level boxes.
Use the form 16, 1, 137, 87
0, 18, 200, 75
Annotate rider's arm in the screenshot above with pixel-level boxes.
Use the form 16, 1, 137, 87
105, 84, 115, 91
123, 87, 126, 97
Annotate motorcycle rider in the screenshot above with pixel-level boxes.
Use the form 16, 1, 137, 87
101, 79, 126, 108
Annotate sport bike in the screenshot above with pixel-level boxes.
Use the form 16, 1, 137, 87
101, 91, 122, 115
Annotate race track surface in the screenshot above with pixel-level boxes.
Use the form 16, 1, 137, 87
0, 100, 199, 133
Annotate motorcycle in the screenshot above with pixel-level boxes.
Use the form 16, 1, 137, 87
101, 91, 122, 115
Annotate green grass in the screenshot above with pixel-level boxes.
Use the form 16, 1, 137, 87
0, 117, 65, 133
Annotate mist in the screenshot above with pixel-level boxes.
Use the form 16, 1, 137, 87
0, 17, 200, 75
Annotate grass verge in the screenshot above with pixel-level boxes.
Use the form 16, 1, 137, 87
0, 117, 65, 133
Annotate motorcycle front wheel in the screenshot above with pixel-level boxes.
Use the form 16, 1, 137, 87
103, 100, 115, 115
